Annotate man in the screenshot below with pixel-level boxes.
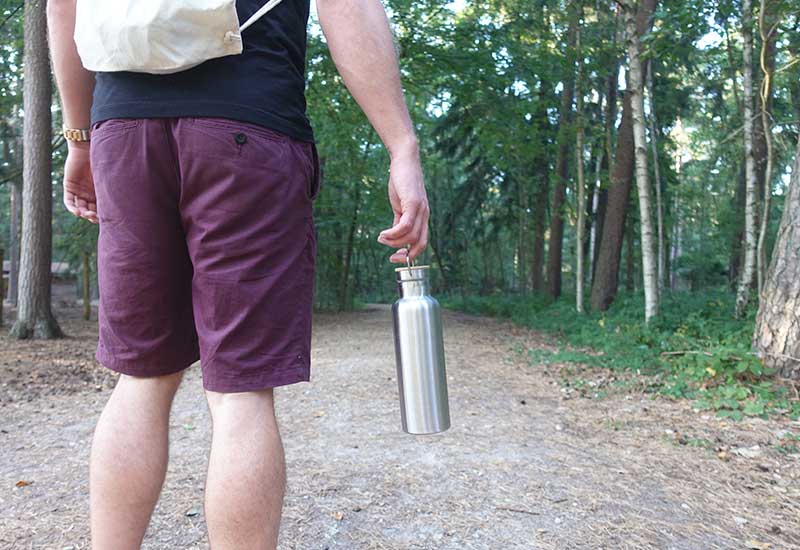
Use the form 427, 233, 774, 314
47, 0, 429, 547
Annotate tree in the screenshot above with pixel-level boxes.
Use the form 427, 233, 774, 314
574, 18, 586, 312
624, 0, 659, 321
755, 0, 777, 293
10, 0, 63, 339
753, 135, 800, 380
589, 0, 656, 312
734, 0, 758, 318
546, 2, 579, 299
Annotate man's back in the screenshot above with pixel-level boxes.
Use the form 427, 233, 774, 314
91, 0, 314, 142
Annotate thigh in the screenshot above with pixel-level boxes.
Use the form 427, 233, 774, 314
175, 118, 319, 392
91, 119, 199, 376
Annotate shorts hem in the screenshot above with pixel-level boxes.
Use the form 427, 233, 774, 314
96, 347, 200, 378
202, 364, 311, 393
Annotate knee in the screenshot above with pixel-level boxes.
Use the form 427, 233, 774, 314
116, 370, 185, 397
205, 388, 275, 425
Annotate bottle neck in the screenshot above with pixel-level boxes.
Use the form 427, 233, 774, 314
398, 279, 430, 298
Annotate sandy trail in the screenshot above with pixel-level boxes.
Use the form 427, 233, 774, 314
1, 304, 798, 549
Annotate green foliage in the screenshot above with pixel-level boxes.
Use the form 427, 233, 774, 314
445, 289, 798, 419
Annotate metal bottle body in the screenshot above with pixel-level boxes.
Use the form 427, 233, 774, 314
392, 266, 450, 434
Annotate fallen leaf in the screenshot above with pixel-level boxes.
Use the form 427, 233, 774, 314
746, 541, 771, 550
15, 480, 33, 487
332, 511, 344, 521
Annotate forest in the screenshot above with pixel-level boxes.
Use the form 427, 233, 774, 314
2, 1, 800, 548
2, 0, 800, 421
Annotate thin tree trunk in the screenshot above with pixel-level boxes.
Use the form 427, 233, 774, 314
82, 250, 91, 321
590, 0, 656, 311
753, 134, 800, 380
729, 163, 746, 288
5, 132, 22, 305
646, 64, 665, 292
8, 178, 22, 305
756, 0, 776, 294
626, 0, 659, 320
517, 178, 528, 293
546, 4, 579, 299
735, 0, 758, 319
530, 175, 548, 292
10, 0, 63, 339
530, 82, 551, 293
625, 214, 635, 292
338, 184, 361, 311
575, 21, 586, 312
589, 144, 603, 280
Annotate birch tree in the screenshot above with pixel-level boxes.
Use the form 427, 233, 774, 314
755, 0, 777, 293
624, 0, 659, 321
735, 0, 758, 318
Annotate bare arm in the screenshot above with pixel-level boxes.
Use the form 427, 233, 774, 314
47, 0, 98, 223
47, 0, 94, 130
317, 0, 429, 262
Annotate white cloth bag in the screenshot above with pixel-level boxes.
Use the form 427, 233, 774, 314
74, 0, 282, 74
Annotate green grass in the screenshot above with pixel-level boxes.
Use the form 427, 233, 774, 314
443, 289, 800, 420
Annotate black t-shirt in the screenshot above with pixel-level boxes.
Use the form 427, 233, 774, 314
90, 0, 314, 142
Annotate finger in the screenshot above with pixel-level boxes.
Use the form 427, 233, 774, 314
409, 220, 429, 261
389, 247, 410, 264
401, 209, 425, 259
63, 193, 80, 217
378, 204, 418, 245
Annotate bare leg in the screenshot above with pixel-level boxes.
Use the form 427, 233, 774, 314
204, 389, 285, 550
90, 371, 184, 550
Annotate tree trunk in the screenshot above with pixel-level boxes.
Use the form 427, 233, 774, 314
546, 5, 579, 299
753, 135, 800, 380
516, 178, 528, 293
646, 64, 666, 292
8, 179, 22, 305
755, 0, 776, 294
530, 83, 551, 294
5, 132, 22, 305
729, 163, 746, 288
574, 21, 585, 312
625, 0, 659, 321
590, 0, 656, 311
337, 183, 360, 312
82, 250, 91, 321
530, 175, 548, 293
735, 0, 758, 319
10, 0, 63, 339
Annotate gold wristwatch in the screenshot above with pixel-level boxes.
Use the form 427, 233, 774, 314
63, 126, 92, 142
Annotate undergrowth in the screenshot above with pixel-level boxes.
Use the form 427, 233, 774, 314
443, 290, 800, 420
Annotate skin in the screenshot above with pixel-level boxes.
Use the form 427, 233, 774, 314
47, 0, 429, 548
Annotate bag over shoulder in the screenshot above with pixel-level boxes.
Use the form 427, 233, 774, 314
74, 0, 283, 74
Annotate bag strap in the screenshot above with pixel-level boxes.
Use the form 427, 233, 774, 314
240, 0, 284, 32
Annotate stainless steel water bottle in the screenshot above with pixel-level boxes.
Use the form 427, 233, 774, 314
392, 262, 450, 435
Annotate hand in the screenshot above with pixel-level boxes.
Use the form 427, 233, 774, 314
377, 145, 430, 263
63, 142, 98, 224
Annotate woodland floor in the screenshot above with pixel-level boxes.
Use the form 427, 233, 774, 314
1, 284, 799, 549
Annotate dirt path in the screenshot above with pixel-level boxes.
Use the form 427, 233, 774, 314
1, 304, 799, 549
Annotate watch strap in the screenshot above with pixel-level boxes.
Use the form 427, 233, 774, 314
63, 127, 92, 142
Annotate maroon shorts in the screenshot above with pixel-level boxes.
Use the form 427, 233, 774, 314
90, 117, 320, 392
